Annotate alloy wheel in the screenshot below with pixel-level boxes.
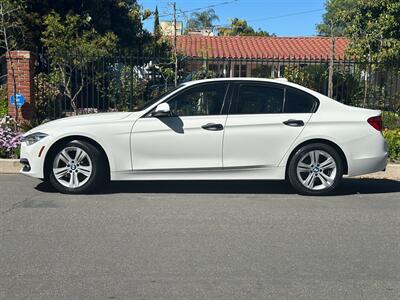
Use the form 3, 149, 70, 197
52, 146, 93, 189
296, 150, 337, 191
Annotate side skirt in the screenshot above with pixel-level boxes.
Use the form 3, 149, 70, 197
110, 166, 286, 181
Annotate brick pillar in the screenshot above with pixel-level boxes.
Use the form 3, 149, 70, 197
7, 51, 35, 121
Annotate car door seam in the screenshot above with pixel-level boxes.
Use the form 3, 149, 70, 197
129, 117, 141, 171
277, 113, 314, 167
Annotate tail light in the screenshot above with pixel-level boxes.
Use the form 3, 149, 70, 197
367, 116, 382, 131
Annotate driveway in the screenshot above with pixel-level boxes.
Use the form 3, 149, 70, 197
1, 175, 400, 299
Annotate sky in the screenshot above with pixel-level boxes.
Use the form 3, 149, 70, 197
139, 0, 326, 37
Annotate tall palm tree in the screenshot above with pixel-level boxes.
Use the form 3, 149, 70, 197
187, 8, 219, 30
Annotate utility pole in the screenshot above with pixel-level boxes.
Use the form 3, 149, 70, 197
328, 20, 335, 99
173, 2, 178, 87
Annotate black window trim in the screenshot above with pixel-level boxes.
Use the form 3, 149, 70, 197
145, 81, 232, 118
229, 81, 319, 115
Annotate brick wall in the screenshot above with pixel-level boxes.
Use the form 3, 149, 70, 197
7, 51, 35, 121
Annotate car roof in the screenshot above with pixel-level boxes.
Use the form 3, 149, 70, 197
183, 77, 287, 85
182, 77, 318, 95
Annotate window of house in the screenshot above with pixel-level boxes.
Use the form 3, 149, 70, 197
279, 65, 285, 77
208, 63, 225, 77
234, 64, 247, 77
167, 83, 228, 116
232, 84, 284, 114
240, 65, 247, 77
284, 89, 317, 113
208, 63, 218, 72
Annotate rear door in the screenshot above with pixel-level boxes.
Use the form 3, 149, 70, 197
223, 82, 317, 168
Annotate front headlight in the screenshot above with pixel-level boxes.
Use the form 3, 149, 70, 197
22, 132, 48, 146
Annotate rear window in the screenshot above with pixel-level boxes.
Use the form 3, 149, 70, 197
284, 89, 317, 113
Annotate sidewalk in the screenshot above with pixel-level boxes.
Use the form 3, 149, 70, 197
0, 159, 21, 174
358, 164, 400, 180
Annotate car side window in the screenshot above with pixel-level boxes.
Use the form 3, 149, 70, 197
284, 89, 317, 113
233, 84, 284, 114
167, 83, 228, 116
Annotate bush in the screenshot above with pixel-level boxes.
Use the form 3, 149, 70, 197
383, 129, 400, 162
0, 126, 22, 159
19, 120, 43, 133
382, 111, 400, 130
0, 86, 7, 118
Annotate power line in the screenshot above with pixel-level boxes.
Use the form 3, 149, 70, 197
147, 3, 324, 34
146, 0, 239, 20
245, 8, 324, 23
186, 8, 325, 31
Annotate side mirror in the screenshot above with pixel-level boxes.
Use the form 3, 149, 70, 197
152, 103, 171, 117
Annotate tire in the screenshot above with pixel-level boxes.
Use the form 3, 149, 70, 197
287, 143, 343, 196
48, 140, 107, 194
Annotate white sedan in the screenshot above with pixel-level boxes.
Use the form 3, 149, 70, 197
20, 78, 387, 195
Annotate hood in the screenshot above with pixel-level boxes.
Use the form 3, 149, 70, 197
25, 111, 140, 136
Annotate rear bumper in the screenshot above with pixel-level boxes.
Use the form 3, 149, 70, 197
347, 153, 388, 177
342, 128, 388, 177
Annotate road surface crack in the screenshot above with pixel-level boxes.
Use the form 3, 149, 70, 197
0, 197, 29, 216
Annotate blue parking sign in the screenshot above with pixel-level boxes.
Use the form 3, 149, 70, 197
10, 93, 25, 108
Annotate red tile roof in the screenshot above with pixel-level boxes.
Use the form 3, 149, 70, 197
175, 35, 349, 60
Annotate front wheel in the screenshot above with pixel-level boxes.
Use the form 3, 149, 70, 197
287, 143, 343, 196
48, 140, 107, 194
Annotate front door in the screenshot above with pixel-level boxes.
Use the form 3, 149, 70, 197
131, 82, 230, 171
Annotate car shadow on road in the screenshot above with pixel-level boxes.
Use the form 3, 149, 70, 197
35, 178, 400, 196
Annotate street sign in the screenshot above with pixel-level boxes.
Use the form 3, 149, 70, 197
10, 93, 25, 108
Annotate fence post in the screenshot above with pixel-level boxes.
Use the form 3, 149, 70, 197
7, 50, 35, 121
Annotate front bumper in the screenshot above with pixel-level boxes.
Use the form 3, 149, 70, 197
19, 138, 51, 179
19, 158, 31, 172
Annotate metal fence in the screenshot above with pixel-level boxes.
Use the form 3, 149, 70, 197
28, 54, 400, 120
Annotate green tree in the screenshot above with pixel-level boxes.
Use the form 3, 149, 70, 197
41, 12, 118, 114
186, 9, 219, 30
0, 0, 26, 123
22, 0, 149, 51
344, 0, 400, 62
153, 6, 161, 39
218, 18, 271, 36
105, 65, 148, 111
316, 0, 355, 36
145, 6, 171, 57
0, 87, 7, 118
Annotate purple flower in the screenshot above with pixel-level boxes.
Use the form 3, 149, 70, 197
0, 126, 22, 158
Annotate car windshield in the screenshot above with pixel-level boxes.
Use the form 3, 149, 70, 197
132, 84, 185, 112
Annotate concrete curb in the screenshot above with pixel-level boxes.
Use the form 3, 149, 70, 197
358, 164, 400, 180
0, 159, 399, 180
0, 159, 21, 174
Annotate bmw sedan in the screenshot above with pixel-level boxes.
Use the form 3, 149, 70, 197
20, 78, 388, 195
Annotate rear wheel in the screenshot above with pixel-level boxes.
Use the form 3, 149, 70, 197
48, 140, 107, 194
287, 143, 343, 195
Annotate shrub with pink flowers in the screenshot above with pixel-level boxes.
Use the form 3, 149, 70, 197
0, 127, 22, 159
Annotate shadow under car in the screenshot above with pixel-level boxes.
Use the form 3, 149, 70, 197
35, 178, 400, 196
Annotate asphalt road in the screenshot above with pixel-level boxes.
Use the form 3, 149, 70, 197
1, 175, 400, 300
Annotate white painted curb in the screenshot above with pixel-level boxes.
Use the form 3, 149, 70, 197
0, 159, 21, 174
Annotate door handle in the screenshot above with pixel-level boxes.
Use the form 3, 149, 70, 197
283, 119, 304, 127
201, 123, 224, 131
